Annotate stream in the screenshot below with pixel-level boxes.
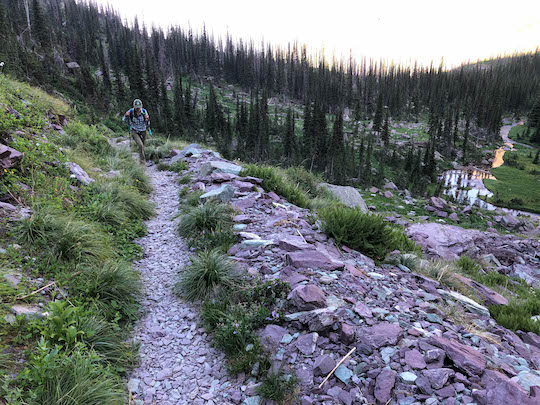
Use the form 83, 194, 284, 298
440, 122, 538, 219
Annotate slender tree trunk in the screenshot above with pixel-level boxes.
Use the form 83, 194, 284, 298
24, 0, 31, 39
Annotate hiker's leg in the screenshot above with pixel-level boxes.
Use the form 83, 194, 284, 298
141, 130, 147, 146
131, 130, 145, 162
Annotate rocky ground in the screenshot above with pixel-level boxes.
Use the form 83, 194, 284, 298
143, 144, 540, 404
127, 166, 241, 405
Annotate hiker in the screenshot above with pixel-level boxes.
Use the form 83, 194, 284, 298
123, 99, 150, 162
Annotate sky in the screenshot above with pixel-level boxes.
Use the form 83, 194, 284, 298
93, 0, 540, 68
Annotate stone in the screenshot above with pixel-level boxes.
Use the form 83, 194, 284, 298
404, 349, 427, 369
353, 302, 373, 318
178, 143, 204, 158
200, 160, 242, 177
231, 180, 256, 192
374, 369, 396, 403
286, 250, 344, 271
438, 289, 490, 317
313, 355, 336, 376
502, 214, 521, 229
340, 323, 355, 344
448, 213, 459, 222
295, 332, 318, 356
318, 183, 368, 212
454, 274, 508, 306
384, 191, 393, 198
356, 323, 403, 349
475, 369, 534, 405
10, 304, 46, 319
384, 182, 398, 190
430, 196, 447, 210
429, 336, 486, 376
277, 236, 312, 252
369, 187, 379, 193
516, 370, 540, 391
66, 162, 94, 185
240, 239, 274, 249
368, 272, 385, 280
260, 325, 288, 348
422, 368, 455, 389
400, 372, 418, 384
287, 285, 327, 311
233, 215, 251, 224
200, 184, 236, 203
436, 210, 448, 218
334, 365, 353, 384
0, 144, 23, 169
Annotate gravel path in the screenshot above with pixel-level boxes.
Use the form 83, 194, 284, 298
128, 165, 239, 405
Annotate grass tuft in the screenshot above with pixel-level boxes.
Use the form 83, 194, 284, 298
175, 249, 238, 301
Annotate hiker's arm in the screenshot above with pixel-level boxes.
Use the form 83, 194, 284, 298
145, 113, 150, 127
122, 111, 130, 123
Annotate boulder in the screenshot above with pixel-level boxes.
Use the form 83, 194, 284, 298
383, 182, 398, 190
369, 187, 379, 193
502, 214, 521, 229
295, 332, 318, 355
286, 250, 344, 271
383, 191, 393, 198
0, 144, 23, 169
231, 180, 256, 192
66, 162, 94, 185
318, 183, 368, 212
287, 284, 327, 311
422, 368, 455, 389
11, 304, 47, 319
340, 323, 355, 344
356, 322, 403, 349
199, 184, 236, 203
404, 349, 427, 369
448, 212, 459, 222
430, 196, 447, 210
429, 336, 486, 376
285, 307, 338, 332
200, 161, 242, 177
178, 143, 204, 158
209, 172, 239, 183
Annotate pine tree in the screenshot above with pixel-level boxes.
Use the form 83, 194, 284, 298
381, 114, 390, 147
328, 110, 345, 182
32, 0, 49, 49
173, 76, 185, 137
373, 91, 384, 133
283, 108, 297, 166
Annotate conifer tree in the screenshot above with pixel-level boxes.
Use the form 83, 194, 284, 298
283, 108, 297, 166
381, 114, 390, 147
328, 110, 345, 182
373, 91, 384, 133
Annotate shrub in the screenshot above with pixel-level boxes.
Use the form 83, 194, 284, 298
177, 202, 235, 239
184, 189, 203, 206
74, 261, 141, 322
178, 174, 192, 185
28, 342, 124, 405
175, 249, 238, 301
169, 160, 188, 173
62, 122, 112, 156
187, 227, 238, 253
489, 292, 540, 334
284, 166, 323, 197
318, 205, 393, 260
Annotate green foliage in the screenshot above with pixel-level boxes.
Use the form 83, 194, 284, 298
257, 372, 298, 404
184, 189, 203, 206
41, 301, 85, 347
175, 249, 238, 301
177, 202, 235, 239
61, 123, 112, 156
489, 292, 540, 335
73, 261, 141, 322
16, 209, 111, 263
241, 164, 311, 208
25, 341, 124, 405
456, 256, 482, 276
120, 164, 153, 194
319, 205, 417, 260
169, 160, 188, 173
178, 174, 192, 185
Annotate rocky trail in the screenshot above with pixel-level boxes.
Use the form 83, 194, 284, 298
127, 165, 240, 405
127, 143, 540, 405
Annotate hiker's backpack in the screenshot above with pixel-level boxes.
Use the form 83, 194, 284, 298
128, 108, 148, 123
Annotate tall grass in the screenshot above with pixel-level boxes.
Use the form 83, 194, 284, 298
30, 347, 124, 405
175, 249, 238, 301
177, 202, 235, 238
16, 209, 111, 263
74, 261, 142, 321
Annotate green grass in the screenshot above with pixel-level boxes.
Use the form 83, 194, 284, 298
175, 249, 238, 301
508, 124, 538, 147
484, 148, 540, 213
177, 202, 235, 238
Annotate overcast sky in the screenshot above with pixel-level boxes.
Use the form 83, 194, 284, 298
93, 0, 540, 67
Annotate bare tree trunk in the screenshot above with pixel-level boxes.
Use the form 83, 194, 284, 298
23, 0, 31, 39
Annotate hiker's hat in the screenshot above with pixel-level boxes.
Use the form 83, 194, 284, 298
133, 99, 143, 108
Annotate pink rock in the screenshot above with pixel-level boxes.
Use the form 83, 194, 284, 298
405, 349, 427, 369
231, 180, 256, 192
260, 324, 288, 348
454, 274, 508, 306
356, 323, 403, 349
374, 369, 396, 403
287, 284, 326, 311
383, 191, 393, 198
278, 236, 312, 252
340, 323, 355, 344
475, 369, 535, 405
286, 250, 344, 271
353, 302, 372, 318
429, 336, 486, 376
